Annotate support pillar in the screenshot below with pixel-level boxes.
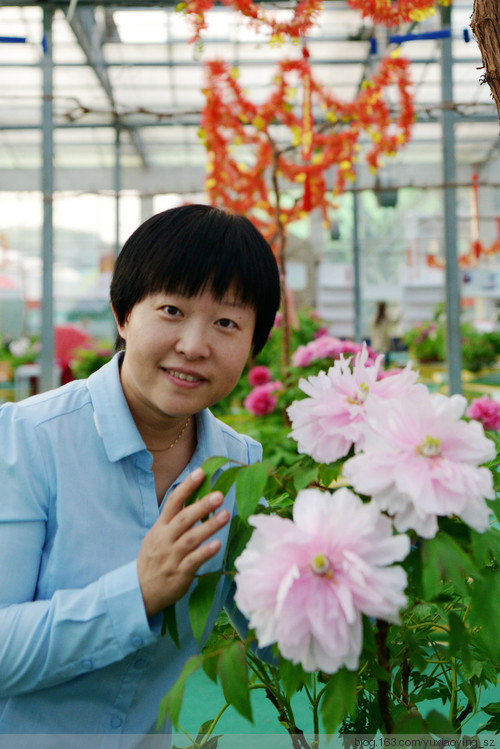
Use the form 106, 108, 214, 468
40, 6, 55, 393
441, 3, 462, 394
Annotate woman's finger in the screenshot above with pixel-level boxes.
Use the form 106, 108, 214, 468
160, 466, 205, 524
172, 507, 230, 562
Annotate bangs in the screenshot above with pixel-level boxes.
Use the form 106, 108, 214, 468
144, 210, 271, 310
110, 205, 281, 355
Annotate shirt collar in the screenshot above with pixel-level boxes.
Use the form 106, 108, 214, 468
87, 352, 231, 466
87, 352, 147, 462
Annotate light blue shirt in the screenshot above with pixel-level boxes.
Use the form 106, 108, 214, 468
0, 353, 262, 743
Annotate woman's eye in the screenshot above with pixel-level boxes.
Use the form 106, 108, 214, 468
217, 318, 237, 329
163, 305, 182, 317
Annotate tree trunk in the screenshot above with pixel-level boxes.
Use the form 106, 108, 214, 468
471, 0, 500, 120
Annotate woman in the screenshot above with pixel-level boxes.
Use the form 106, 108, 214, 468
0, 205, 281, 742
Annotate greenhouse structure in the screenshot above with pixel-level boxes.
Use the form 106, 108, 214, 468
1, 0, 500, 745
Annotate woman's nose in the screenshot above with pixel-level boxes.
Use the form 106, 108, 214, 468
174, 322, 210, 360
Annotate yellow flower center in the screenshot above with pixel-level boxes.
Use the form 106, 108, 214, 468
311, 554, 333, 578
347, 382, 369, 405
417, 435, 442, 458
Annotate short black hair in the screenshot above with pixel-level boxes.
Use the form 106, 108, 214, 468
110, 204, 281, 356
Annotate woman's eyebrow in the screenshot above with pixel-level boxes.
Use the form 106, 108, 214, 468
220, 297, 250, 309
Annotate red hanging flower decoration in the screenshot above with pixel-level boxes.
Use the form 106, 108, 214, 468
178, 0, 323, 43
347, 0, 440, 26
199, 54, 414, 252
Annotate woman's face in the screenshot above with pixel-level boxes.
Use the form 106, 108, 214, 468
114, 289, 256, 429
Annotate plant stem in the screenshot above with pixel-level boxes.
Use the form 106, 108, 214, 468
200, 702, 230, 746
448, 658, 458, 726
401, 651, 410, 707
247, 656, 309, 748
375, 619, 394, 733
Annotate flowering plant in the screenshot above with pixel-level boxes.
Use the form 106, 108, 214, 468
69, 340, 113, 380
404, 319, 499, 373
0, 334, 40, 382
467, 395, 500, 432
159, 342, 500, 745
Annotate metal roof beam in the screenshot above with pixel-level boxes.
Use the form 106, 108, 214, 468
68, 6, 149, 166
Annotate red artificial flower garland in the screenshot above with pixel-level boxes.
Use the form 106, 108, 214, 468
178, 0, 323, 43
347, 0, 451, 26
347, 0, 440, 26
199, 54, 414, 251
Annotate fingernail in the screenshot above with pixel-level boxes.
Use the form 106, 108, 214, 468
191, 468, 204, 481
209, 492, 223, 507
216, 509, 229, 524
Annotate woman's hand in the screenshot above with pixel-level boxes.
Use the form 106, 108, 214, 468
137, 467, 229, 618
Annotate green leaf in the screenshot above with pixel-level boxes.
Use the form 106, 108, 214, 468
392, 711, 427, 734
224, 514, 253, 573
184, 456, 234, 507
189, 571, 221, 646
448, 611, 471, 669
318, 459, 345, 487
161, 604, 180, 647
470, 526, 500, 567
421, 532, 479, 599
425, 709, 458, 735
479, 714, 500, 733
360, 615, 376, 658
217, 640, 253, 722
195, 718, 222, 747
293, 464, 318, 492
235, 461, 269, 523
157, 653, 204, 729
211, 465, 242, 497
202, 650, 219, 684
483, 701, 500, 716
319, 667, 358, 734
486, 497, 500, 523
278, 658, 311, 699
469, 568, 500, 659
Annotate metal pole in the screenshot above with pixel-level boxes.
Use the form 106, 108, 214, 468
40, 6, 55, 393
353, 189, 362, 342
114, 123, 121, 256
441, 3, 462, 394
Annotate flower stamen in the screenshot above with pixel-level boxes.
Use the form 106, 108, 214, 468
417, 434, 442, 458
347, 382, 369, 405
311, 553, 334, 579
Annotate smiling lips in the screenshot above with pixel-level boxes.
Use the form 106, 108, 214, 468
162, 367, 206, 384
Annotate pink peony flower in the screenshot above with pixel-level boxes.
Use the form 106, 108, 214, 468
287, 343, 422, 463
343, 389, 496, 538
377, 368, 403, 379
234, 488, 410, 673
244, 381, 283, 416
292, 335, 344, 367
466, 395, 500, 432
292, 337, 379, 369
248, 365, 272, 387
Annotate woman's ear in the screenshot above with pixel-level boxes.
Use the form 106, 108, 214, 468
110, 303, 127, 341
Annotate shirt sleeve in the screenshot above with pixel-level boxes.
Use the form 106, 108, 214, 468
0, 405, 158, 698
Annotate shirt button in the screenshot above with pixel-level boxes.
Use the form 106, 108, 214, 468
81, 658, 93, 670
110, 715, 123, 728
131, 635, 143, 648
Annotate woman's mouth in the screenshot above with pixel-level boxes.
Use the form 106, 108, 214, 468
162, 367, 205, 384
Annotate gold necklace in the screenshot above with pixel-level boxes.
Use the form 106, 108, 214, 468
147, 416, 192, 453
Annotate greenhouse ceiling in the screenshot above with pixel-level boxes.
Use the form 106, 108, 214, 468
0, 0, 498, 195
